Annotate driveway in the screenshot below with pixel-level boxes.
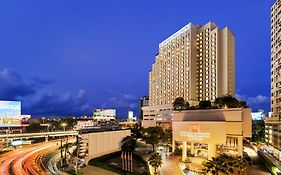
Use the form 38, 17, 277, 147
158, 155, 183, 175
244, 146, 271, 175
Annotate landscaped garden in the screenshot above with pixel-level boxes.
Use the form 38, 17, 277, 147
173, 95, 248, 111
88, 151, 150, 175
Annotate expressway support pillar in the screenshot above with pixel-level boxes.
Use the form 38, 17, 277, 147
45, 135, 48, 142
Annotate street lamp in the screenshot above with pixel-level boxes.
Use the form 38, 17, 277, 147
61, 123, 67, 132
47, 124, 51, 132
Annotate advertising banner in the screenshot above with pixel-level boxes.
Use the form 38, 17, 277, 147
0, 101, 21, 127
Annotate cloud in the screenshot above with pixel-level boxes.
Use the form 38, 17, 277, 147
248, 95, 270, 104
0, 69, 56, 101
0, 69, 36, 99
30, 77, 54, 87
107, 89, 136, 100
0, 68, 92, 117
236, 93, 270, 112
26, 89, 92, 116
101, 90, 138, 117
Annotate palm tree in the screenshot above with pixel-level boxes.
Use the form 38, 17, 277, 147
202, 154, 234, 175
121, 136, 137, 152
202, 157, 223, 175
148, 153, 163, 175
203, 154, 248, 175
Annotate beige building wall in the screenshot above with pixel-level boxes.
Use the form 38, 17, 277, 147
271, 0, 281, 117
82, 130, 131, 164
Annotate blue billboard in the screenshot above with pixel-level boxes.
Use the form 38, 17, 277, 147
0, 101, 21, 127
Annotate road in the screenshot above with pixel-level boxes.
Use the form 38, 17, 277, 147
244, 146, 271, 175
45, 149, 66, 175
0, 141, 61, 175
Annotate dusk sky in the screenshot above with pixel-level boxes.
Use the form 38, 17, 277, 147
0, 1, 274, 118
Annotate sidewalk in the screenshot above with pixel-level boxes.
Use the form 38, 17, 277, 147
80, 165, 119, 175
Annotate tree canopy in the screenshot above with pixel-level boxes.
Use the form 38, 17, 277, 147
172, 95, 248, 111
173, 97, 187, 110
121, 136, 137, 152
213, 95, 248, 108
141, 127, 172, 152
198, 100, 212, 109
26, 123, 42, 133
141, 127, 162, 152
202, 154, 248, 175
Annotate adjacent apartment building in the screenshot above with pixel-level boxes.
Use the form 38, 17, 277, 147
265, 0, 281, 162
143, 22, 235, 128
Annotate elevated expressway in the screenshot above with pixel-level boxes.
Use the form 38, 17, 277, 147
0, 131, 78, 141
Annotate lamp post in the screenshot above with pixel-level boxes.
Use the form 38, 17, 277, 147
47, 124, 50, 132
42, 117, 45, 124
61, 123, 67, 132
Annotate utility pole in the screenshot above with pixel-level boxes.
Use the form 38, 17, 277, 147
60, 139, 63, 167
75, 135, 79, 174
64, 137, 68, 165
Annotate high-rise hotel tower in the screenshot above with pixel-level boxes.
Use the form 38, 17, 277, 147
271, 0, 281, 117
143, 22, 235, 128
265, 0, 281, 162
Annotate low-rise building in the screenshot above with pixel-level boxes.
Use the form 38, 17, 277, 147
74, 119, 96, 130
142, 104, 173, 129
172, 108, 252, 160
93, 108, 116, 121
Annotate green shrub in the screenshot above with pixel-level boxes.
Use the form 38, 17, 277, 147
173, 147, 182, 156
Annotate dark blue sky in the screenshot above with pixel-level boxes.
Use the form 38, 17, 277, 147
0, 0, 274, 117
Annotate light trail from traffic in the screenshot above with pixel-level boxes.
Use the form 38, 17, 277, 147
0, 141, 60, 175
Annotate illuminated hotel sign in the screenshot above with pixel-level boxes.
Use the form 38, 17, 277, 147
180, 124, 210, 141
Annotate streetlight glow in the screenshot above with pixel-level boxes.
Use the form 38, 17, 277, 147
61, 123, 67, 131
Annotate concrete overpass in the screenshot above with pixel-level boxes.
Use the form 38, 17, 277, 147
0, 131, 78, 140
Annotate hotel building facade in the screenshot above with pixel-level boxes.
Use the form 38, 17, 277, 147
173, 108, 252, 160
265, 0, 281, 162
143, 22, 235, 128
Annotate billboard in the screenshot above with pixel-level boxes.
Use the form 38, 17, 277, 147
0, 101, 21, 127
93, 109, 116, 117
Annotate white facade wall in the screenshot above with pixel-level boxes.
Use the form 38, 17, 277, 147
83, 130, 131, 164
